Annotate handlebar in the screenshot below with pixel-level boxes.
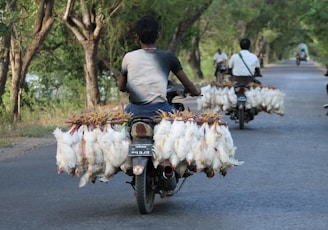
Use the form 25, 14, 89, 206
167, 80, 187, 104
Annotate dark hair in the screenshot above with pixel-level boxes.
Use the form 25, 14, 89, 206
240, 38, 251, 50
135, 15, 159, 44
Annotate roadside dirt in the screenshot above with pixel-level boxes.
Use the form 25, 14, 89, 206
0, 134, 56, 161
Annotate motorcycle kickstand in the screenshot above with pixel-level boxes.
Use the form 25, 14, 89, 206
125, 178, 135, 190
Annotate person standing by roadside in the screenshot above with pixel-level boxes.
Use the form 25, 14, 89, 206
213, 48, 227, 83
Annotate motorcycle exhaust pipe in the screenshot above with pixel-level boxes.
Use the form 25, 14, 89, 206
162, 163, 177, 191
163, 163, 174, 179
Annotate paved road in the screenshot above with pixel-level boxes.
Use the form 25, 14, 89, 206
1, 60, 328, 230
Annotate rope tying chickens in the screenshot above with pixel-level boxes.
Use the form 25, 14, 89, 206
54, 109, 243, 187
197, 81, 285, 115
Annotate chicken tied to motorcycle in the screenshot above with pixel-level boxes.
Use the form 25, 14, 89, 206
53, 82, 243, 214
197, 80, 285, 129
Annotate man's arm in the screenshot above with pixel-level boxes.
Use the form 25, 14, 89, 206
175, 70, 201, 96
118, 74, 128, 92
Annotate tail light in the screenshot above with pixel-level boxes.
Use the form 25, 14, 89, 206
131, 122, 153, 137
235, 86, 246, 94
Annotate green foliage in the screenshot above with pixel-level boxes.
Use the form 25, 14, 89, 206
2, 0, 328, 128
298, 0, 328, 63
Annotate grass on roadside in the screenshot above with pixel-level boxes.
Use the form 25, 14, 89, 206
0, 101, 127, 148
0, 124, 57, 148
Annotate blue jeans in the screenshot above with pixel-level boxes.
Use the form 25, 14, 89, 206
125, 101, 175, 117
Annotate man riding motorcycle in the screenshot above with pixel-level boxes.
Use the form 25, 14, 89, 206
117, 15, 201, 117
227, 38, 262, 84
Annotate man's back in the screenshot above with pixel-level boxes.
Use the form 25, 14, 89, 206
229, 50, 259, 76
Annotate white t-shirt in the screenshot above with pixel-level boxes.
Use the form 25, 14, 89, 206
121, 49, 182, 104
228, 50, 260, 76
213, 52, 227, 64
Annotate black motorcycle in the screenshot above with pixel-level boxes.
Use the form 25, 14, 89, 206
296, 52, 307, 66
228, 77, 261, 129
126, 81, 188, 214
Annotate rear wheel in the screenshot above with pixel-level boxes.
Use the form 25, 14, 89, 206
296, 58, 300, 66
135, 160, 155, 214
238, 108, 245, 130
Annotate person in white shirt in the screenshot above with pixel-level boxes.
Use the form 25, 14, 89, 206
228, 38, 262, 85
213, 48, 227, 82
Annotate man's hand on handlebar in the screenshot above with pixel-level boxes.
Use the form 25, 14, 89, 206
188, 87, 201, 97
255, 67, 262, 77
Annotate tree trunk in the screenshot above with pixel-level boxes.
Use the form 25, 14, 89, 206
63, 0, 107, 109
265, 42, 270, 64
84, 41, 99, 109
0, 36, 10, 106
186, 36, 204, 79
0, 0, 16, 107
9, 0, 55, 121
9, 34, 22, 121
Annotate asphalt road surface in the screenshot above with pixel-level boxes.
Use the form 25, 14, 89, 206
1, 59, 328, 230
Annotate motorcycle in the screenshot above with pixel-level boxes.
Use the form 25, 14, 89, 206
296, 52, 307, 66
215, 63, 226, 83
126, 81, 188, 214
228, 77, 261, 129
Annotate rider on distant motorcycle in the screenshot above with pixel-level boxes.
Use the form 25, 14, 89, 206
213, 48, 228, 82
117, 15, 201, 117
296, 48, 307, 61
227, 38, 262, 85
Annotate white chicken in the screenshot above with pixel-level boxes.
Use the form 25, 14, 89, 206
197, 85, 212, 110
182, 121, 200, 166
169, 120, 186, 168
79, 127, 104, 188
97, 125, 130, 183
96, 125, 115, 182
53, 127, 77, 175
202, 122, 225, 177
158, 119, 183, 168
227, 86, 237, 108
192, 122, 207, 172
271, 89, 285, 115
245, 88, 257, 109
220, 87, 231, 112
216, 125, 243, 172
73, 126, 88, 177
175, 160, 189, 177
208, 122, 224, 175
108, 128, 130, 172
153, 116, 172, 168
254, 87, 263, 108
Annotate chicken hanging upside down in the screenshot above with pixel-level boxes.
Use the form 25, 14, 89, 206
54, 108, 243, 186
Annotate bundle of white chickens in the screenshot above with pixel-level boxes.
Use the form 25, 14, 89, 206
54, 109, 243, 187
197, 81, 285, 115
53, 109, 133, 188
153, 110, 243, 178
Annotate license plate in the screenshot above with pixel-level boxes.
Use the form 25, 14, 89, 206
238, 96, 246, 102
128, 144, 153, 156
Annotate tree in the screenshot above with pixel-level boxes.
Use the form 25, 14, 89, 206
62, 0, 124, 109
9, 0, 55, 121
0, 0, 14, 107
299, 0, 328, 63
163, 0, 213, 79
